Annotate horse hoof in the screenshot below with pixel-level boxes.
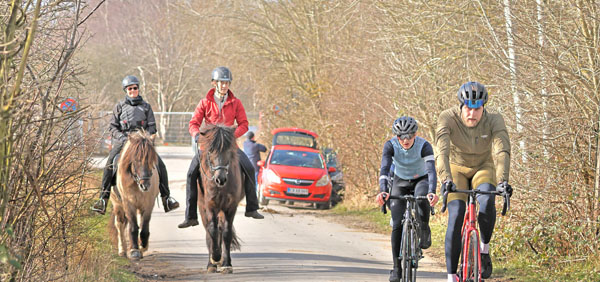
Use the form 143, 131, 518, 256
207, 266, 217, 273
129, 249, 142, 260
221, 266, 233, 274
210, 257, 222, 266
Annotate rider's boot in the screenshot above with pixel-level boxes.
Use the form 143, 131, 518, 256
91, 190, 110, 215
420, 224, 432, 249
481, 253, 493, 278
388, 267, 400, 282
162, 196, 180, 212
177, 218, 199, 228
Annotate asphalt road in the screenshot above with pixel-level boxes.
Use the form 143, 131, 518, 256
94, 146, 447, 282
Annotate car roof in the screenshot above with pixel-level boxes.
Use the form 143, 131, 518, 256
271, 127, 318, 138
272, 144, 321, 154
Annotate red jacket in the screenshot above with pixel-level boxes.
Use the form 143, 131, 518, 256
189, 88, 249, 139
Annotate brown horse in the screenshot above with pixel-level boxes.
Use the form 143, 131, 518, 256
197, 124, 244, 274
110, 130, 160, 260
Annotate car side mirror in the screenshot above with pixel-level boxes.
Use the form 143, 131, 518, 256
257, 160, 265, 167
328, 167, 336, 173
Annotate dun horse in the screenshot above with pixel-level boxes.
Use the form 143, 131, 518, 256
197, 124, 244, 274
110, 130, 160, 260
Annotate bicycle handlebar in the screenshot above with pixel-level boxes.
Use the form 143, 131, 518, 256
440, 187, 511, 216
381, 194, 435, 216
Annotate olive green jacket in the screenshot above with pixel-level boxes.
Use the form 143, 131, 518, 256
435, 106, 511, 183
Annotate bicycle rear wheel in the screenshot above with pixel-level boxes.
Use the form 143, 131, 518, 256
462, 230, 480, 282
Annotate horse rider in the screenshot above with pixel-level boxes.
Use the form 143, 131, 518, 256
376, 116, 439, 282
436, 81, 513, 281
178, 66, 264, 229
91, 75, 180, 215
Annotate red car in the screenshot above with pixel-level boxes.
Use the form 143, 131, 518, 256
257, 128, 335, 209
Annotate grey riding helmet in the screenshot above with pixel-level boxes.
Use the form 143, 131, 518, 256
122, 75, 140, 91
457, 81, 488, 108
392, 116, 418, 139
211, 67, 232, 82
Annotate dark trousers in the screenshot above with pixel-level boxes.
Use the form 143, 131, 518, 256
185, 148, 259, 220
100, 142, 170, 199
390, 175, 430, 268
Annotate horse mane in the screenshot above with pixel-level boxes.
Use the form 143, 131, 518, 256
120, 130, 157, 169
199, 124, 236, 154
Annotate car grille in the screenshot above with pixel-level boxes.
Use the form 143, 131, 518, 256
282, 178, 314, 186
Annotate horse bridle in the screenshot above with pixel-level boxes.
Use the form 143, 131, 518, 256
131, 163, 152, 191
199, 154, 230, 182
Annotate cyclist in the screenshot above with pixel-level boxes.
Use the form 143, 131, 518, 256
376, 116, 439, 282
178, 66, 263, 229
91, 75, 180, 215
435, 81, 512, 281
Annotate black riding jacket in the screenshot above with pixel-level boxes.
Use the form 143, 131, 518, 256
109, 96, 157, 145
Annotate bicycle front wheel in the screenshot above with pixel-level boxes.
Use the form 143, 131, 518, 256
463, 230, 480, 282
401, 221, 416, 282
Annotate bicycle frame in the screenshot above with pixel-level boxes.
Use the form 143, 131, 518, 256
382, 194, 434, 282
460, 192, 482, 282
441, 187, 510, 282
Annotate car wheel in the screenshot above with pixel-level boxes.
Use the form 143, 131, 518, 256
316, 200, 331, 210
287, 200, 294, 205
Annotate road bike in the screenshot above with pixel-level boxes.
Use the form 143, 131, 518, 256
441, 186, 510, 282
382, 194, 435, 282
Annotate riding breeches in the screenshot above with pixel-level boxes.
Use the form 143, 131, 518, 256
100, 142, 170, 199
389, 175, 429, 267
184, 148, 259, 220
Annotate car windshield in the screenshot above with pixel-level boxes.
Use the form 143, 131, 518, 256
270, 150, 324, 169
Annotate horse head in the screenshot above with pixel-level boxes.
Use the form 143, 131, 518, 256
198, 124, 237, 188
122, 130, 158, 192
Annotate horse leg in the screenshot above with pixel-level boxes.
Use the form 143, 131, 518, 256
205, 210, 221, 272
115, 208, 127, 257
126, 208, 142, 260
220, 211, 234, 274
139, 211, 151, 253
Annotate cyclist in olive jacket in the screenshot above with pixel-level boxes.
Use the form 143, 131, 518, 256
436, 81, 513, 281
376, 116, 439, 282
91, 75, 179, 215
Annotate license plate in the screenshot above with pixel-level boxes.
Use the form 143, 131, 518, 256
287, 187, 309, 195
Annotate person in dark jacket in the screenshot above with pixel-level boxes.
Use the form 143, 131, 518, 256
91, 75, 179, 215
243, 131, 267, 190
177, 67, 263, 229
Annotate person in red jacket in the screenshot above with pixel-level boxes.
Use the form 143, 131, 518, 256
178, 67, 264, 228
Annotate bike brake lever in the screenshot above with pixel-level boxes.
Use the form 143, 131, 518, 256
381, 202, 387, 214
440, 191, 448, 213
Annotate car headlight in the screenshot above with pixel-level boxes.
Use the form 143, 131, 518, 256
315, 174, 330, 187
265, 169, 281, 184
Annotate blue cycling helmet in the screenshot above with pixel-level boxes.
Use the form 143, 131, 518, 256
457, 81, 488, 108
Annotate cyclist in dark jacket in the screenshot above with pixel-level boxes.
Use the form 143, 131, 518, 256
376, 116, 438, 282
243, 131, 267, 188
91, 75, 179, 215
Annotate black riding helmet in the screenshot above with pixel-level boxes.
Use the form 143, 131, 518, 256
392, 116, 418, 136
122, 75, 140, 92
457, 81, 488, 108
211, 67, 232, 82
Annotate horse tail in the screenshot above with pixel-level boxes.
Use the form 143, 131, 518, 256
230, 226, 242, 251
